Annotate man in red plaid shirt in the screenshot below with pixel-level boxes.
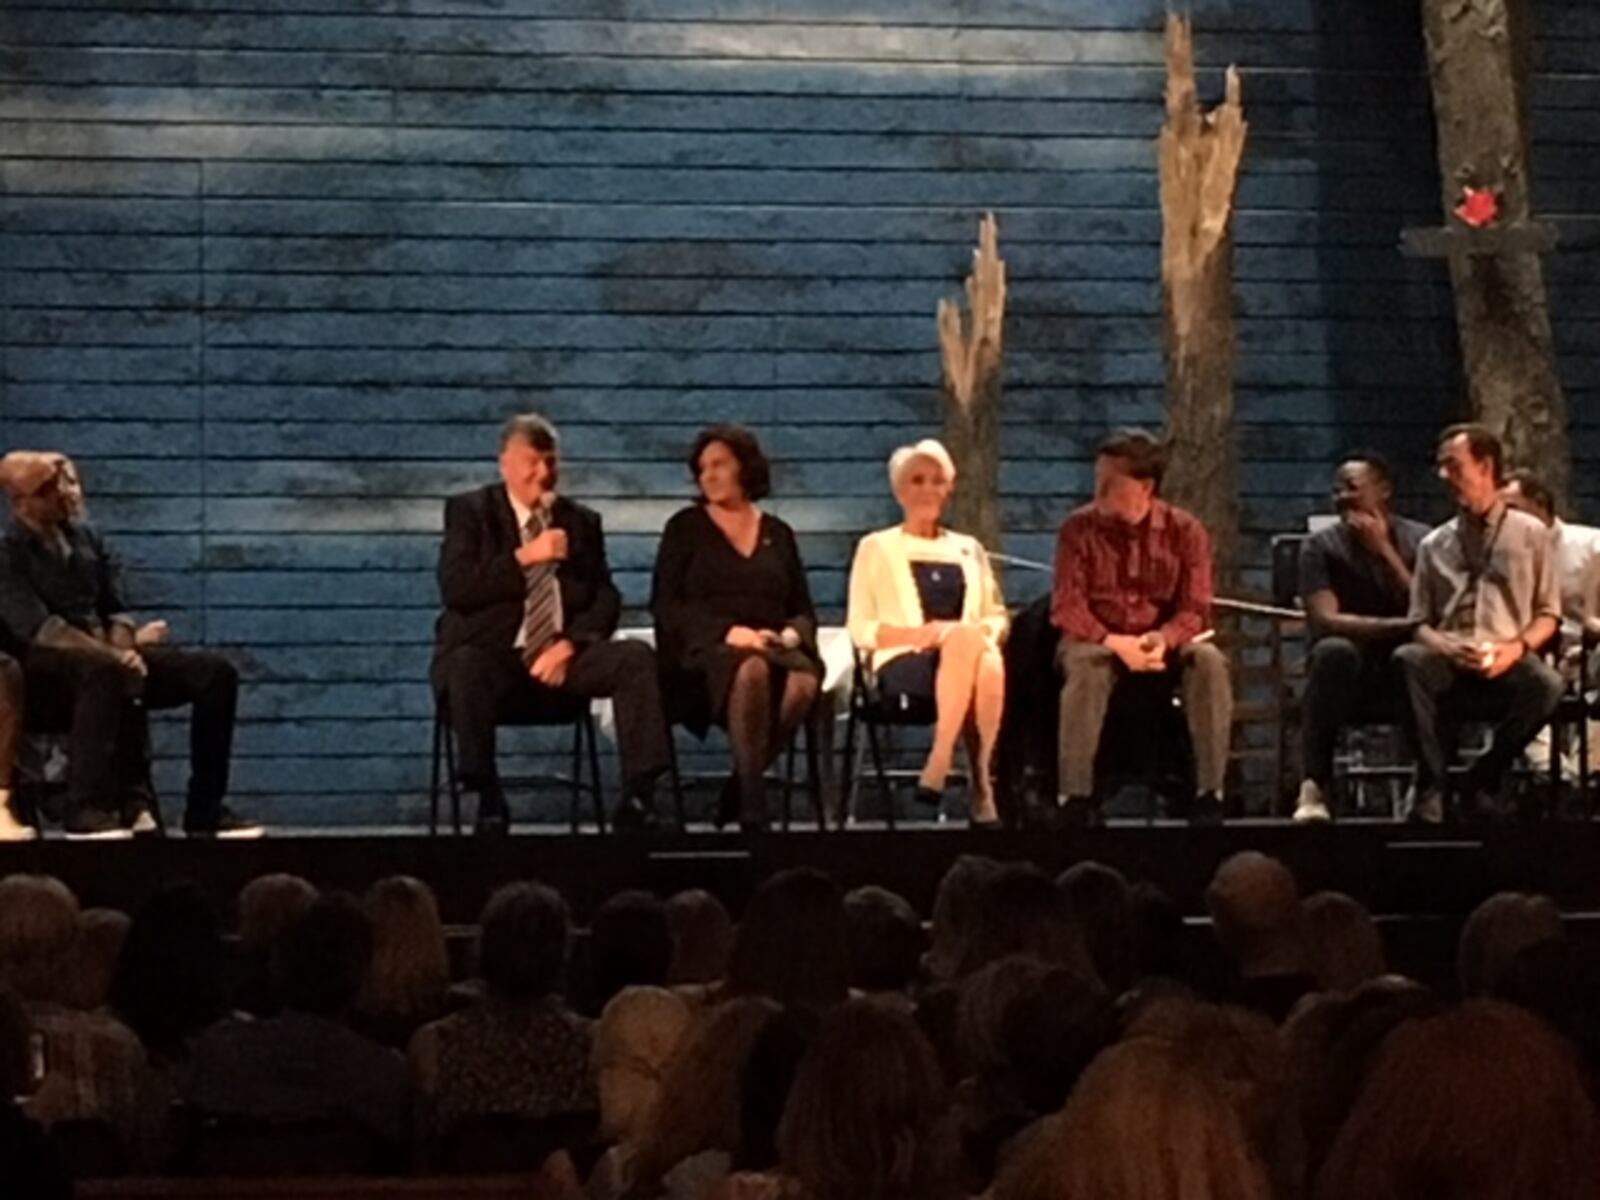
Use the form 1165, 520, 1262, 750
1050, 429, 1232, 827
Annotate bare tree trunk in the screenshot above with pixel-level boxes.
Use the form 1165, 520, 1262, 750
1421, 0, 1568, 507
938, 213, 1006, 552
1159, 15, 1247, 585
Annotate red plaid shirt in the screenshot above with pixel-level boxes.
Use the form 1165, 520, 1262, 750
1051, 500, 1213, 646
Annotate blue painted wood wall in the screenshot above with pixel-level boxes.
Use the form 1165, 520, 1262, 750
2, 0, 1597, 823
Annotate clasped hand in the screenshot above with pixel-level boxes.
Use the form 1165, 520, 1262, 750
528, 638, 576, 686
1106, 631, 1167, 673
725, 625, 778, 651
1435, 631, 1523, 679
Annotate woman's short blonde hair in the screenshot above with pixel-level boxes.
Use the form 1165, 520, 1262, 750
888, 439, 956, 490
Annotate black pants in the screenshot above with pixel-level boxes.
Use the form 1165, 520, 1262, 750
23, 644, 238, 825
1393, 643, 1563, 792
433, 640, 670, 803
1301, 637, 1405, 788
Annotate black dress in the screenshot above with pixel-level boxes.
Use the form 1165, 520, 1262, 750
650, 504, 820, 735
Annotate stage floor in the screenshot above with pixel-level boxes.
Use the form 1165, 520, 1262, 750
3, 819, 1598, 932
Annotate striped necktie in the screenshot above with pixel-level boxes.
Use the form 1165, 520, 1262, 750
520, 507, 562, 661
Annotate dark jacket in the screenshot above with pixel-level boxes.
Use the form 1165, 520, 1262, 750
433, 485, 620, 665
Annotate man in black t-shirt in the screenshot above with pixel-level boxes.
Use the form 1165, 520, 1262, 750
1295, 454, 1430, 821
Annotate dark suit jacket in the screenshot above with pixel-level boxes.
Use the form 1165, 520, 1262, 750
433, 484, 620, 666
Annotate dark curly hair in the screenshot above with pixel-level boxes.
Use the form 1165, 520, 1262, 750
688, 424, 772, 502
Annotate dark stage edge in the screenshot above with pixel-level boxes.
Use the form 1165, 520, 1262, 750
3, 820, 1598, 927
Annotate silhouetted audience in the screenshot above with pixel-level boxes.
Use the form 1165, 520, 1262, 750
187, 893, 409, 1147
0, 983, 71, 1200
409, 882, 593, 1153
353, 875, 452, 1050
588, 890, 673, 1017
0, 849, 1594, 1199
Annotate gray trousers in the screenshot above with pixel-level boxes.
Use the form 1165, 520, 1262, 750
1393, 642, 1563, 792
1056, 639, 1233, 797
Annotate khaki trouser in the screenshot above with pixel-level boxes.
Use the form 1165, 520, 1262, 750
1056, 639, 1232, 797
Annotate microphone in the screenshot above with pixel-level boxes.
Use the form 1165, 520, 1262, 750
779, 627, 802, 650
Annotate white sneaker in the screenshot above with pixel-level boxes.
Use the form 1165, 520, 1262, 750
0, 791, 37, 842
1293, 780, 1332, 824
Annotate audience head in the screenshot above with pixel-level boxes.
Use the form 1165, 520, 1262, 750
1495, 937, 1600, 1086
588, 889, 672, 1014
1093, 428, 1167, 523
0, 451, 71, 528
689, 423, 771, 505
1501, 468, 1556, 526
779, 999, 956, 1200
499, 412, 560, 504
0, 874, 79, 1003
1332, 451, 1395, 517
727, 868, 849, 1009
1436, 422, 1503, 509
1458, 891, 1562, 997
633, 996, 781, 1186
58, 907, 130, 1012
1287, 976, 1444, 1181
888, 439, 956, 528
476, 881, 570, 1004
955, 864, 1095, 982
959, 956, 1113, 1115
591, 985, 693, 1143
1302, 891, 1385, 992
843, 886, 925, 996
927, 855, 1004, 982
1205, 852, 1306, 976
50, 452, 87, 520
357, 875, 449, 1022
108, 881, 227, 1056
238, 873, 318, 954
664, 889, 734, 985
1315, 1000, 1598, 1200
1129, 880, 1187, 982
1126, 1000, 1294, 1186
273, 892, 374, 1017
995, 1016, 1275, 1200
734, 1004, 819, 1173
1057, 861, 1136, 995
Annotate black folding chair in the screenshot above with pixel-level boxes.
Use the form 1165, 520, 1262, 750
429, 688, 606, 835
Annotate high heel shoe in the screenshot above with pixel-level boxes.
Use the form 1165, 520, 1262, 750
913, 786, 944, 809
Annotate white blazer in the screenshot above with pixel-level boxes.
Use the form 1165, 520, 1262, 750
846, 525, 1008, 672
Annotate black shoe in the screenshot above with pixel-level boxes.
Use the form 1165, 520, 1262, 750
611, 793, 659, 834
713, 776, 739, 830
64, 806, 134, 841
912, 786, 944, 809
184, 805, 265, 839
1188, 791, 1225, 827
1059, 795, 1101, 830
739, 817, 771, 836
474, 807, 509, 837
969, 815, 1003, 831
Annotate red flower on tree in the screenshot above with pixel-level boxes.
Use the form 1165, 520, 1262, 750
1455, 186, 1500, 229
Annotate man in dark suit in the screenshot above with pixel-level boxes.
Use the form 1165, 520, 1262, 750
433, 414, 669, 834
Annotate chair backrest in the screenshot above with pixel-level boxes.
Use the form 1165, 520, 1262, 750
1270, 534, 1307, 610
438, 1110, 598, 1175
183, 1114, 401, 1178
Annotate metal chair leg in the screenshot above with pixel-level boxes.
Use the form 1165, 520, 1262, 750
586, 713, 607, 835
439, 699, 463, 836
806, 715, 826, 831
568, 716, 583, 835
864, 716, 895, 831
841, 697, 859, 829
429, 707, 442, 836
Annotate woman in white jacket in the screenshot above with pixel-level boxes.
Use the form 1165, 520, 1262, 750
846, 440, 1008, 827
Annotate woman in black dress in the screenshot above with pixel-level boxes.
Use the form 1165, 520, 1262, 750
651, 426, 821, 831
